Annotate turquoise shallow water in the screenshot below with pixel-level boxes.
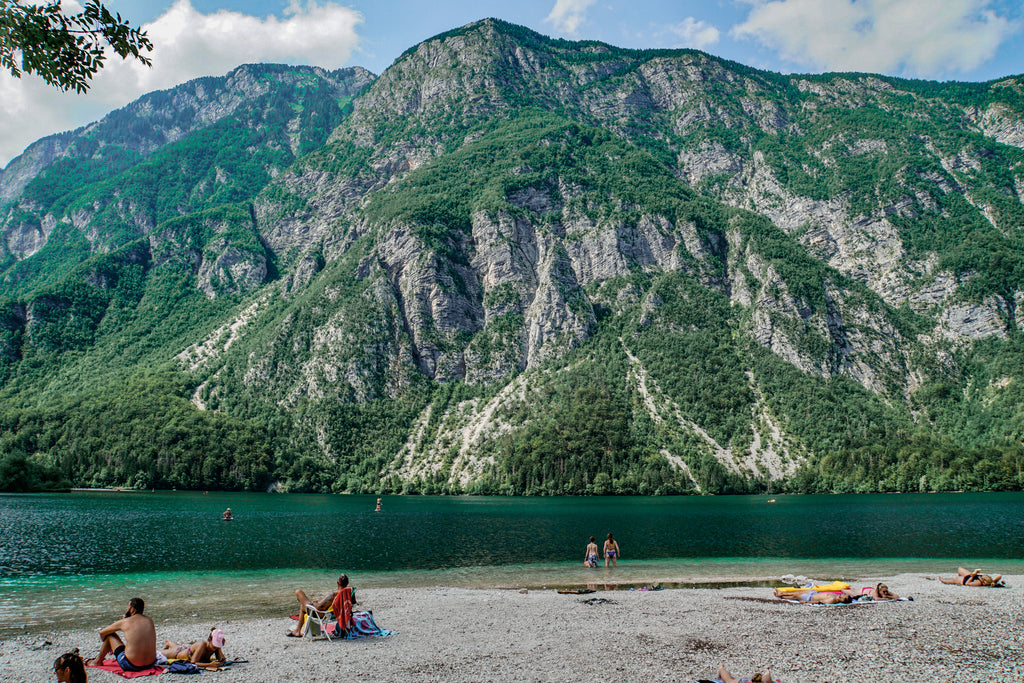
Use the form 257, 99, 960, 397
3, 491, 1024, 635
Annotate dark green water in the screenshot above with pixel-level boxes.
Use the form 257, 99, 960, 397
3, 491, 1023, 635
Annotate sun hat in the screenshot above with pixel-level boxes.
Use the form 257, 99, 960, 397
211, 629, 225, 648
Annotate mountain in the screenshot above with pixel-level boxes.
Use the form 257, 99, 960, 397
2, 19, 1023, 495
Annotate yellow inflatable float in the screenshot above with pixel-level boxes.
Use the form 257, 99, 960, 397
774, 581, 850, 594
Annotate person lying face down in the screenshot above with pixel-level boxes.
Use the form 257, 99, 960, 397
939, 567, 1004, 587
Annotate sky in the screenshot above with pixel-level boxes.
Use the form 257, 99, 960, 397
2, 0, 1024, 167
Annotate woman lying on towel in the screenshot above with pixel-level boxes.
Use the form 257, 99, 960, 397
834, 582, 900, 601
160, 627, 226, 668
863, 582, 899, 600
773, 588, 852, 604
939, 567, 1004, 587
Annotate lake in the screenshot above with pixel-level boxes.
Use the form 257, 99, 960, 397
2, 490, 1023, 636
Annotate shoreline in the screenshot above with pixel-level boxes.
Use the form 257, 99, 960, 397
6, 558, 1024, 638
2, 573, 1021, 682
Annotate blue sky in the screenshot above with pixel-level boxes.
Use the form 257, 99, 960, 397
2, 0, 1024, 166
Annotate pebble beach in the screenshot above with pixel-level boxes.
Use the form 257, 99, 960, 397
2, 573, 1021, 683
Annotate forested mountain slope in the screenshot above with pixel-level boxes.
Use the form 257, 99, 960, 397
2, 19, 1022, 494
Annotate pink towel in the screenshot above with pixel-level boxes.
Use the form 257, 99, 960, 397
87, 657, 164, 678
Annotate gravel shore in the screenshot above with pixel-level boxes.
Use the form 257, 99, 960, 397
2, 573, 1021, 682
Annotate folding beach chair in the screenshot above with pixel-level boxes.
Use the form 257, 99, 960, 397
301, 603, 338, 640
301, 586, 354, 641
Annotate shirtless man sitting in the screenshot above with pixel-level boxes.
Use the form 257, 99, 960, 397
87, 597, 157, 672
287, 574, 354, 637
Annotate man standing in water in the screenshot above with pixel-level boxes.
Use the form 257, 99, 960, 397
87, 597, 157, 672
584, 536, 600, 567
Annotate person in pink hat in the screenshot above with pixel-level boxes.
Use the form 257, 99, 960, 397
160, 627, 227, 668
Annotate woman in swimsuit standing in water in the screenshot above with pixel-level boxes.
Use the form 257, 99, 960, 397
603, 533, 620, 568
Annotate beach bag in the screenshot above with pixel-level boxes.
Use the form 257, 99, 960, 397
168, 660, 202, 674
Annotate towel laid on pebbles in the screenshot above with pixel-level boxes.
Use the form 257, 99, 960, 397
345, 611, 395, 638
87, 657, 163, 678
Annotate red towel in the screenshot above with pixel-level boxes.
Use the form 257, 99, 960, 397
87, 657, 164, 678
332, 587, 353, 630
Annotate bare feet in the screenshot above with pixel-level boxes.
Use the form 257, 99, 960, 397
85, 657, 104, 667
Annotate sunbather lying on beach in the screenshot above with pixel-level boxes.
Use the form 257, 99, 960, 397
939, 567, 1004, 587
773, 588, 852, 604
839, 582, 900, 600
868, 582, 899, 600
714, 663, 776, 683
160, 627, 226, 668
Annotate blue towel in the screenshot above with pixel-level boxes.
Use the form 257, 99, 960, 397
345, 611, 395, 639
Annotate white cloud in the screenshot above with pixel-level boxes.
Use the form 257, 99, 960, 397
0, 0, 363, 167
665, 17, 721, 50
732, 0, 1018, 77
545, 0, 597, 35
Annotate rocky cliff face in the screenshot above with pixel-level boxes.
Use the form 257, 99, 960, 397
2, 20, 1023, 494
0, 64, 374, 293
0, 65, 375, 203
